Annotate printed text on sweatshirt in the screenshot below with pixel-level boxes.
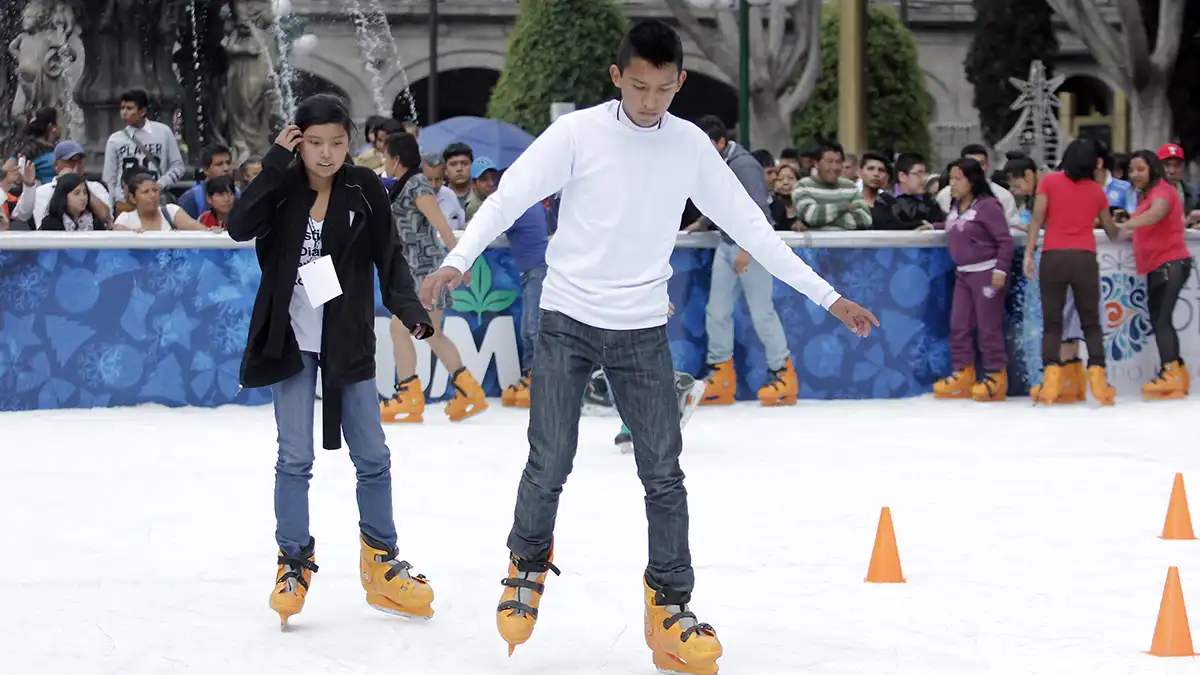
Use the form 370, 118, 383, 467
441, 101, 840, 330
102, 121, 186, 200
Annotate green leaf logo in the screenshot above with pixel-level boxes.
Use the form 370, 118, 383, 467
450, 256, 519, 322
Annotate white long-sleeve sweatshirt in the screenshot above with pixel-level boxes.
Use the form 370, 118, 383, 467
442, 100, 841, 330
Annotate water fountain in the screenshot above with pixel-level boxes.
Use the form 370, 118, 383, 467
345, 0, 416, 121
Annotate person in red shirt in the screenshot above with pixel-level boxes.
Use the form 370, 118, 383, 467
1023, 139, 1120, 405
1118, 149, 1194, 399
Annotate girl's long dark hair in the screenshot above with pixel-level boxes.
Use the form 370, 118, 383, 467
1129, 149, 1165, 192
40, 173, 103, 231
1060, 139, 1099, 182
947, 157, 994, 201
19, 107, 57, 158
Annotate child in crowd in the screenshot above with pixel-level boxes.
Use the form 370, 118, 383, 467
200, 176, 236, 230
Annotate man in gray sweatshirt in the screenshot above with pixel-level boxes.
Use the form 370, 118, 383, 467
687, 115, 797, 407
102, 89, 186, 201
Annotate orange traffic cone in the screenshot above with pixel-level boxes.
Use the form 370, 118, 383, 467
1146, 567, 1196, 657
1161, 473, 1196, 540
865, 507, 905, 583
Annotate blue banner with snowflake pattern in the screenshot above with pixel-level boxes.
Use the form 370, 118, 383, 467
7, 240, 1178, 412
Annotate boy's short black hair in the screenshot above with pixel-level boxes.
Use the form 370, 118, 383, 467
201, 144, 231, 170
205, 175, 236, 198
120, 89, 149, 110
960, 143, 989, 160
443, 142, 473, 163
695, 115, 727, 144
894, 153, 925, 176
617, 20, 684, 73
751, 149, 775, 168
860, 151, 891, 174
814, 139, 846, 162
779, 148, 799, 160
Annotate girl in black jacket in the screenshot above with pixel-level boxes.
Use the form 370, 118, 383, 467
226, 94, 436, 628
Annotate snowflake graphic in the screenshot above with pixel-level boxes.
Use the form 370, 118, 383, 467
141, 249, 195, 295
77, 343, 124, 389
209, 305, 250, 355
225, 251, 261, 291
906, 331, 949, 382
1101, 273, 1152, 362
0, 264, 51, 312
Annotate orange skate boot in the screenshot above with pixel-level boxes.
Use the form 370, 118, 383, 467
1030, 359, 1083, 403
381, 376, 424, 423
972, 369, 1007, 401
933, 365, 975, 398
1143, 361, 1188, 400
497, 546, 560, 655
359, 534, 434, 618
502, 370, 532, 408
757, 358, 799, 406
1087, 365, 1116, 406
445, 367, 489, 421
269, 537, 317, 629
700, 360, 736, 405
644, 576, 722, 675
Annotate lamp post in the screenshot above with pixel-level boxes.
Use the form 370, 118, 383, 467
428, 0, 439, 124
738, 0, 750, 147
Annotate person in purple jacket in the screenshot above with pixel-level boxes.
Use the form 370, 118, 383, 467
931, 157, 1014, 401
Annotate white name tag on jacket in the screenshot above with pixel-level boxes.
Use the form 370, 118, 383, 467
298, 255, 342, 308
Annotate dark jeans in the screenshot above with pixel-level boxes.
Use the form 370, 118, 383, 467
507, 310, 694, 601
1149, 258, 1193, 365
519, 265, 547, 371
1040, 250, 1105, 367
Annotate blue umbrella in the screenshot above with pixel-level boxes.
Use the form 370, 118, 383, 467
418, 116, 536, 169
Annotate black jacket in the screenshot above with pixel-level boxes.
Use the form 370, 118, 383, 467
227, 144, 432, 449
889, 193, 945, 230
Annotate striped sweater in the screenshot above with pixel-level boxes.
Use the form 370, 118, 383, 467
792, 176, 872, 230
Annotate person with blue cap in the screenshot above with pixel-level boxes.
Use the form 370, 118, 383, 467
10, 140, 113, 228
465, 156, 499, 222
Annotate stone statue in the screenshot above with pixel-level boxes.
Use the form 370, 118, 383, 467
222, 0, 279, 164
8, 0, 84, 131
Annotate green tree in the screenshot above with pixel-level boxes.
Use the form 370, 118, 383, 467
964, 0, 1059, 146
487, 0, 627, 135
1141, 0, 1200, 158
793, 4, 932, 160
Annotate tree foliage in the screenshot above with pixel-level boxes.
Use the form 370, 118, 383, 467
792, 4, 932, 159
487, 0, 627, 135
964, 0, 1059, 146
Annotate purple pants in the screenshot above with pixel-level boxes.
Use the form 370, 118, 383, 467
950, 269, 1008, 372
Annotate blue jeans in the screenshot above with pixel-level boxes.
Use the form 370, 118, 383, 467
271, 352, 397, 555
519, 265, 547, 371
704, 240, 791, 371
509, 311, 694, 600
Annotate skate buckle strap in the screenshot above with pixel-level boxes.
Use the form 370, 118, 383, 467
979, 374, 1000, 396
497, 558, 560, 617
276, 554, 318, 590
380, 557, 426, 582
662, 609, 715, 642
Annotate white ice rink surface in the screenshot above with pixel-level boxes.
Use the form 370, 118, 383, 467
4, 397, 1200, 675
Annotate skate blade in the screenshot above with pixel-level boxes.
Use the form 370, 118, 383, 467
617, 441, 634, 454
366, 599, 434, 620
652, 650, 719, 675
446, 401, 488, 422
679, 381, 706, 429
382, 414, 423, 423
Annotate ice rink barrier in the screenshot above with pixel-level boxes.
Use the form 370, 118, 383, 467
2, 230, 1199, 410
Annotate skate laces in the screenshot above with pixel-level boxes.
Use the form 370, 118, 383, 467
654, 589, 714, 642
276, 554, 318, 593
498, 556, 560, 618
